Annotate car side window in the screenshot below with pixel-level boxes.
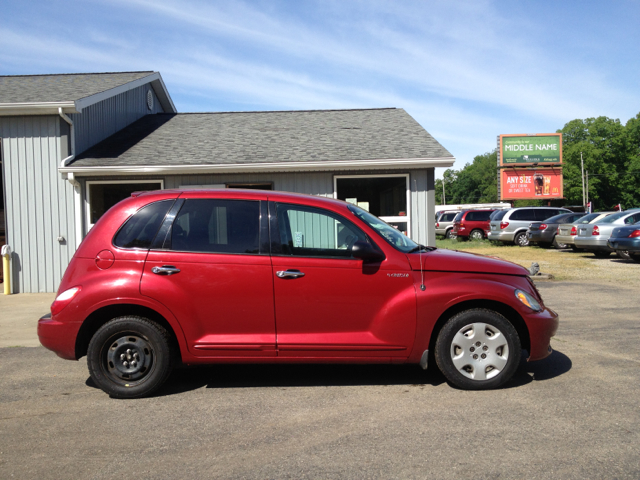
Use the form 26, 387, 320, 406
275, 203, 367, 258
511, 209, 534, 221
113, 200, 174, 249
170, 199, 260, 254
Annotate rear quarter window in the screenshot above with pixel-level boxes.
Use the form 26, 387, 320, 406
492, 210, 508, 221
114, 200, 174, 249
510, 209, 535, 221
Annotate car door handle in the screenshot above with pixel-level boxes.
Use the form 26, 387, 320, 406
151, 265, 181, 276
276, 269, 305, 279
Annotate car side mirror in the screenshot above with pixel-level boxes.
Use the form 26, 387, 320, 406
351, 241, 385, 262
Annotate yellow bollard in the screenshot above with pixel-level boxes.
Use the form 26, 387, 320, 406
1, 245, 11, 295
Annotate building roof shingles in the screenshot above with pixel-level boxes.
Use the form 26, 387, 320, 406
0, 71, 155, 104
72, 108, 453, 167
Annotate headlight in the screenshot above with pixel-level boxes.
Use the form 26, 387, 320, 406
515, 289, 542, 312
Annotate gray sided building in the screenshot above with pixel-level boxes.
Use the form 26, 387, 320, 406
1, 72, 454, 293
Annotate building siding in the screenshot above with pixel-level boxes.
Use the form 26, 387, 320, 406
0, 115, 77, 293
71, 84, 163, 156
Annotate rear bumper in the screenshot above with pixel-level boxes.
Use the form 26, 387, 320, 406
488, 230, 515, 242
527, 231, 554, 243
555, 234, 576, 245
526, 307, 560, 362
574, 237, 611, 251
37, 313, 80, 360
607, 238, 640, 251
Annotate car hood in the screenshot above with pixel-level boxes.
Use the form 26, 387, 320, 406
407, 249, 529, 276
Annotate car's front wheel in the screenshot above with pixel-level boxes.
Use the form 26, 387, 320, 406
435, 309, 521, 390
87, 316, 174, 399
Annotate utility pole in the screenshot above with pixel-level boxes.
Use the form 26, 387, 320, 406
581, 152, 586, 207
586, 170, 589, 206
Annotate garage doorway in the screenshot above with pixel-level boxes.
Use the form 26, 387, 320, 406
334, 174, 410, 236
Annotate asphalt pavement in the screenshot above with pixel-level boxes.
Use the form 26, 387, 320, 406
1, 282, 639, 479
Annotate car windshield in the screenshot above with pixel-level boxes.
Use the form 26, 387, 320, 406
598, 212, 628, 224
348, 204, 419, 253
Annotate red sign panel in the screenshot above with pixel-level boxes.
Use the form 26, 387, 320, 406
500, 169, 563, 200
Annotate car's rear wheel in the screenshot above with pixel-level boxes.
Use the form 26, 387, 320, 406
435, 309, 521, 390
87, 316, 174, 399
616, 250, 632, 260
445, 229, 453, 239
593, 251, 611, 258
514, 232, 529, 247
469, 229, 484, 241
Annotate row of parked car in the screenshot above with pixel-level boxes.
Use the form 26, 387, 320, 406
435, 207, 640, 262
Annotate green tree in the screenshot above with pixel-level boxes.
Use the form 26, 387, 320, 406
436, 151, 499, 205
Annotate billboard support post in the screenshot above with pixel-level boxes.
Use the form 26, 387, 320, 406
581, 152, 585, 206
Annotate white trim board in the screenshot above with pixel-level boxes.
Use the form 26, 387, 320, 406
61, 157, 455, 176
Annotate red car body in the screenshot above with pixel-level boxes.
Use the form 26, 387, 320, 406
38, 190, 558, 396
451, 209, 495, 240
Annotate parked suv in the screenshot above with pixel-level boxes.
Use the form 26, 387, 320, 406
452, 209, 495, 241
488, 207, 572, 246
38, 190, 558, 398
435, 210, 458, 238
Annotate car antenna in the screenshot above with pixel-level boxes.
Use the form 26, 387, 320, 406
415, 179, 426, 291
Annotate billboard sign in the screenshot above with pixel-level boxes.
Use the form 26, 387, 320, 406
499, 133, 562, 166
500, 169, 563, 200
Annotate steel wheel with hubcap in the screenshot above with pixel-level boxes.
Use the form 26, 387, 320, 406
514, 232, 529, 247
469, 229, 484, 241
552, 236, 567, 249
445, 229, 453, 239
435, 309, 521, 390
87, 316, 174, 399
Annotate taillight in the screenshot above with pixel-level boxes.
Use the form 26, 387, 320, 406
592, 226, 600, 236
556, 227, 560, 235
500, 222, 509, 229
539, 224, 547, 230
436, 222, 440, 228
630, 230, 640, 238
51, 286, 82, 315
570, 226, 577, 235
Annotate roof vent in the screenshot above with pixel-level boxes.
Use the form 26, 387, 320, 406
147, 90, 154, 111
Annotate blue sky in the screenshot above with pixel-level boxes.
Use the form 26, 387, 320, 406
2, 0, 639, 177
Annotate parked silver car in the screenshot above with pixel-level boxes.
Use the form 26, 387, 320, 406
556, 212, 615, 251
435, 210, 459, 238
488, 207, 571, 247
574, 210, 640, 257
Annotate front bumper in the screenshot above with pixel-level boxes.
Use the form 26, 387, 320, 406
526, 307, 560, 362
607, 238, 640, 252
37, 313, 80, 360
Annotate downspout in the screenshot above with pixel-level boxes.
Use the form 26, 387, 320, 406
58, 108, 83, 248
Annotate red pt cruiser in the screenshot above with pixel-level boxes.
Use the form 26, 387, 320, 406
38, 190, 559, 398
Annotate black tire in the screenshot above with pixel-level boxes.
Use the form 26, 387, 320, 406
469, 229, 484, 241
514, 232, 529, 247
552, 236, 567, 249
616, 250, 632, 260
435, 309, 521, 390
87, 316, 174, 399
593, 251, 611, 258
444, 229, 453, 239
